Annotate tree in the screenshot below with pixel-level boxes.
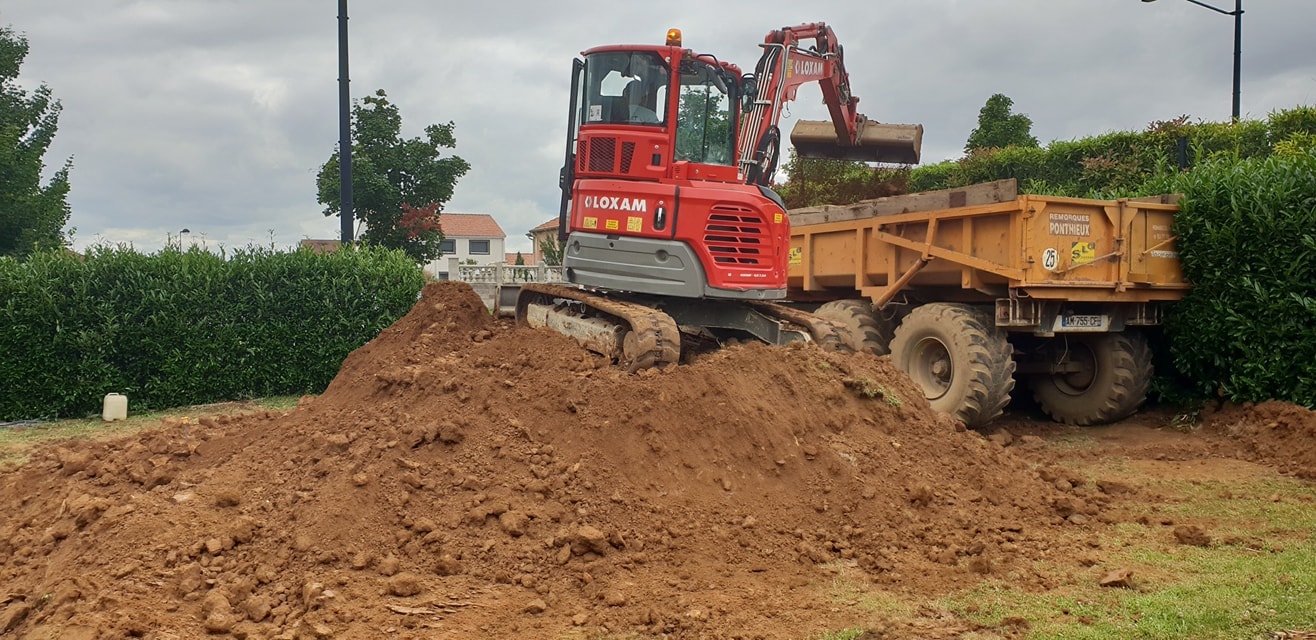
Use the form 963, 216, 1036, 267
540, 235, 563, 266
317, 89, 470, 264
964, 93, 1039, 153
775, 149, 909, 209
514, 251, 525, 266
0, 26, 72, 258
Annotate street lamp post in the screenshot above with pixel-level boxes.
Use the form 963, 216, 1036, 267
179, 228, 191, 249
1143, 0, 1243, 121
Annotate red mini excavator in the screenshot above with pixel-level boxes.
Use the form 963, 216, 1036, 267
516, 23, 922, 371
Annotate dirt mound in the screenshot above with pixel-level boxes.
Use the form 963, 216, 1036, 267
1203, 401, 1316, 479
1, 282, 1110, 638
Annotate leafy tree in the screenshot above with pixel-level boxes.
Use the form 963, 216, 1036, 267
317, 89, 470, 264
540, 235, 563, 266
775, 150, 909, 209
965, 93, 1039, 153
0, 26, 72, 258
514, 251, 524, 266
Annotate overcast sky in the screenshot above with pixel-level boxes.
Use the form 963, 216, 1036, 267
4, 1, 1313, 256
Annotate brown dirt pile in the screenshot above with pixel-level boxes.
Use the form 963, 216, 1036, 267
1202, 400, 1316, 479
2, 282, 1108, 639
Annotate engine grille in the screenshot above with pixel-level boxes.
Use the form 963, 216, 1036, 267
619, 141, 635, 173
704, 205, 768, 266
586, 137, 615, 172
580, 137, 636, 175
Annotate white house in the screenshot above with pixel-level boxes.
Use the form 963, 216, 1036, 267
424, 213, 507, 280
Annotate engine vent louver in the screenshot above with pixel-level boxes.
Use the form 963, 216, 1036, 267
587, 137, 617, 172
580, 137, 638, 175
704, 205, 769, 266
620, 142, 636, 174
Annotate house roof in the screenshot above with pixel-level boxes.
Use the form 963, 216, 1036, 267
299, 239, 341, 254
530, 218, 559, 233
504, 252, 528, 264
440, 213, 506, 238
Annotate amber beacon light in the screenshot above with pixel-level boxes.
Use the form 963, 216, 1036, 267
665, 28, 682, 46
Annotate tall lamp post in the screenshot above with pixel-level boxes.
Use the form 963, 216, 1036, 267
337, 0, 354, 244
1143, 0, 1243, 121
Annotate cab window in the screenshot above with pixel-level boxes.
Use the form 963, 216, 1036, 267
582, 51, 669, 126
674, 59, 736, 165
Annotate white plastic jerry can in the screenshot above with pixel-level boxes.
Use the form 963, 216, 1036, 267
102, 393, 128, 422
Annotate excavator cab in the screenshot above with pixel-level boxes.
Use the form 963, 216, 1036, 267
569, 45, 743, 183
555, 38, 790, 300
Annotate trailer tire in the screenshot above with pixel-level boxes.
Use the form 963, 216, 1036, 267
814, 300, 895, 355
890, 303, 1016, 428
1029, 331, 1153, 426
810, 322, 852, 354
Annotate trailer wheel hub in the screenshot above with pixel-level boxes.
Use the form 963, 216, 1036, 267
909, 337, 953, 400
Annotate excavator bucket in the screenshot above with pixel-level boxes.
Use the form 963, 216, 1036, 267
790, 117, 923, 165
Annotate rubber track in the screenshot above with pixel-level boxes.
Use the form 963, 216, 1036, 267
518, 284, 681, 373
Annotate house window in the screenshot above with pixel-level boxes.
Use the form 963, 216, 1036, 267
439, 239, 456, 254
469, 239, 490, 255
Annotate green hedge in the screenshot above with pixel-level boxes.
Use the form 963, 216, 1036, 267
0, 245, 424, 420
1162, 150, 1316, 408
907, 106, 1316, 199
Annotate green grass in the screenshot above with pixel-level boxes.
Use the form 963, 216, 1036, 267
940, 474, 1316, 639
0, 396, 301, 470
809, 630, 866, 640
842, 377, 904, 406
944, 539, 1316, 639
808, 469, 1316, 640
825, 562, 917, 619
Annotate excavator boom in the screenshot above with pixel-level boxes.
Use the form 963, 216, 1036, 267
740, 22, 922, 174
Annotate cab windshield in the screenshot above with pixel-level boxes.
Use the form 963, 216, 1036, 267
673, 58, 736, 166
582, 51, 669, 126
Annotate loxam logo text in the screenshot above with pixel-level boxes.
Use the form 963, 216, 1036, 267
792, 59, 823, 76
581, 195, 648, 213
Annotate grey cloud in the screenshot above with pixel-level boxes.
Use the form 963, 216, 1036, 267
2, 0, 1311, 255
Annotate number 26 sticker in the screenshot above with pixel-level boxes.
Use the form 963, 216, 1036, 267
1042, 248, 1059, 271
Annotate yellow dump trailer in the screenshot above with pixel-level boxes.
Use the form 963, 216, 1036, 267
787, 179, 1190, 427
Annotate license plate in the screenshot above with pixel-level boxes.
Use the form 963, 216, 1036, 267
1055, 314, 1110, 331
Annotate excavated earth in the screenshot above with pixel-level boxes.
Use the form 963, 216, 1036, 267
1, 281, 1313, 639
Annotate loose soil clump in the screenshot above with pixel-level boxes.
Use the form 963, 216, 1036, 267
0, 282, 1147, 638
1202, 400, 1316, 479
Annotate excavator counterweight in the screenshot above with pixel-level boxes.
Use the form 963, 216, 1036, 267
790, 118, 923, 165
